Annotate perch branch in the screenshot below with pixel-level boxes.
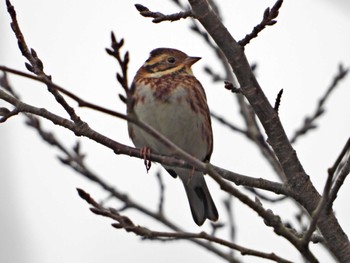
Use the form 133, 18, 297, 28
0, 67, 291, 198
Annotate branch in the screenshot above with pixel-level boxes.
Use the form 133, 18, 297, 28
223, 196, 236, 244
328, 138, 350, 209
188, 0, 350, 261
211, 165, 291, 197
206, 165, 318, 262
204, 66, 225, 82
0, 66, 291, 198
290, 64, 349, 144
135, 4, 193, 23
238, 0, 284, 47
302, 138, 350, 247
105, 32, 129, 98
210, 111, 247, 136
0, 71, 236, 260
155, 170, 165, 215
0, 71, 305, 260
177, 5, 286, 179
78, 188, 294, 263
6, 0, 82, 124
301, 168, 333, 247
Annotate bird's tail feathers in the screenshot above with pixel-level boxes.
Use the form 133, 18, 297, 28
181, 171, 218, 226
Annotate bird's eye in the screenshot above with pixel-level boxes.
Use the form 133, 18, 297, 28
167, 57, 176, 64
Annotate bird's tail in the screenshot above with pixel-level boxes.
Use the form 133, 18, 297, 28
181, 171, 218, 226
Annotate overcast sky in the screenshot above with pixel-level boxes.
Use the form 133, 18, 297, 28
1, 1, 350, 262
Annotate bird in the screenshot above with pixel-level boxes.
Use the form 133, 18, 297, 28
127, 48, 218, 225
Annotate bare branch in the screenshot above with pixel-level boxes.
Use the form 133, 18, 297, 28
78, 188, 294, 263
179, 2, 286, 179
301, 169, 333, 246
223, 196, 236, 242
25, 117, 234, 262
1, 70, 306, 261
206, 165, 318, 262
328, 138, 350, 209
1, 65, 293, 198
155, 170, 166, 215
6, 0, 83, 124
135, 4, 193, 23
105, 32, 129, 96
245, 187, 287, 203
0, 72, 234, 260
3, 0, 350, 261
188, 0, 350, 260
290, 64, 349, 144
0, 93, 20, 122
204, 66, 225, 82
210, 111, 247, 136
300, 138, 350, 248
238, 0, 284, 47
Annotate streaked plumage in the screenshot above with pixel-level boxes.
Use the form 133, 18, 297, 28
128, 48, 218, 225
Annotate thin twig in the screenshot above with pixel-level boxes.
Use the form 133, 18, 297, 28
204, 66, 225, 82
135, 4, 193, 23
245, 187, 288, 203
238, 0, 284, 47
6, 0, 83, 124
223, 196, 236, 242
156, 170, 165, 215
328, 138, 350, 209
210, 111, 247, 136
328, 138, 350, 177
78, 188, 293, 263
105, 32, 129, 95
290, 64, 349, 144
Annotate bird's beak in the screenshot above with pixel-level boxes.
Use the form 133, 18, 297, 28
185, 56, 201, 66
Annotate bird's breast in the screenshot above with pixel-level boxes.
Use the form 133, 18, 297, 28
129, 75, 211, 160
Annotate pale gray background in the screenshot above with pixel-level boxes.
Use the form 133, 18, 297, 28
1, 0, 350, 262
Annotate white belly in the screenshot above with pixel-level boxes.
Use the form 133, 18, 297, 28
130, 84, 208, 160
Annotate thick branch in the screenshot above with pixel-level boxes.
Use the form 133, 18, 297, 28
188, 0, 350, 261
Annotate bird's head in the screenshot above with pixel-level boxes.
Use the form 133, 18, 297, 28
138, 48, 201, 78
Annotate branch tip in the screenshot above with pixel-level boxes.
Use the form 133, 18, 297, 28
238, 0, 284, 46
135, 3, 192, 23
274, 89, 283, 113
135, 4, 148, 12
76, 188, 89, 200
224, 81, 240, 93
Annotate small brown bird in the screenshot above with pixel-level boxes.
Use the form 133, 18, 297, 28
128, 48, 218, 225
